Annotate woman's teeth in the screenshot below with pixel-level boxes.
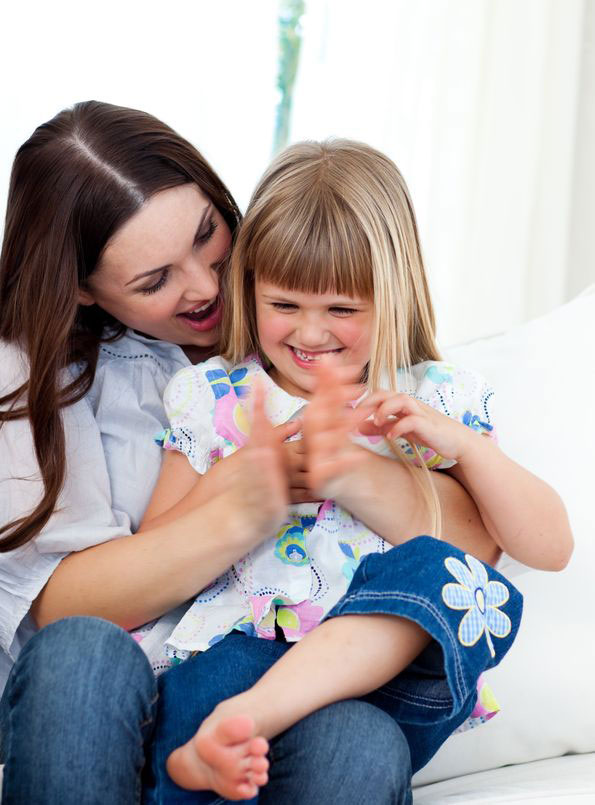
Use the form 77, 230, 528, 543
183, 300, 217, 321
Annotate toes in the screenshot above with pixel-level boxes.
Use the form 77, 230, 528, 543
250, 756, 269, 775
235, 782, 259, 800
248, 735, 269, 755
249, 770, 269, 787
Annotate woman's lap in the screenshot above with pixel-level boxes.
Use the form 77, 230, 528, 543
0, 616, 411, 805
144, 634, 412, 805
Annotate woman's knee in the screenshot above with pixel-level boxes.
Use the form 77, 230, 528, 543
265, 700, 411, 804
10, 616, 156, 711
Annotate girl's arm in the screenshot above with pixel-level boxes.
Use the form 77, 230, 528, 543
140, 418, 300, 531
32, 387, 289, 630
301, 372, 500, 565
357, 388, 573, 571
301, 364, 572, 571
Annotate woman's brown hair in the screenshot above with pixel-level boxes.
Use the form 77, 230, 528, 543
0, 100, 241, 551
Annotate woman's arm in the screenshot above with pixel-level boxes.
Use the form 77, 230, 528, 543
31, 496, 249, 631
32, 386, 289, 630
140, 419, 300, 531
329, 450, 500, 565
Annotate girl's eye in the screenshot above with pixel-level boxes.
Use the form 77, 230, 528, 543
330, 307, 357, 316
195, 218, 217, 245
141, 268, 170, 295
272, 302, 298, 311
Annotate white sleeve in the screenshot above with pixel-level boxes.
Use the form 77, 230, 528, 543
159, 364, 218, 475
0, 343, 128, 657
411, 362, 496, 437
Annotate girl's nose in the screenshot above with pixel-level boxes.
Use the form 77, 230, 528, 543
296, 319, 329, 348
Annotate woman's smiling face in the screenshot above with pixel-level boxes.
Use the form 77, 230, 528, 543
80, 184, 232, 359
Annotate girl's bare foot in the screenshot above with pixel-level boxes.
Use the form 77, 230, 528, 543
166, 714, 269, 799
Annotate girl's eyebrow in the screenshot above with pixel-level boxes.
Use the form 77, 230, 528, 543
125, 204, 212, 286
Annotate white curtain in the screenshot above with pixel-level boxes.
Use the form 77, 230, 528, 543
290, 0, 590, 345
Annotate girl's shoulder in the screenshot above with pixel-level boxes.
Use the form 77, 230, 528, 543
163, 354, 261, 421
401, 360, 496, 432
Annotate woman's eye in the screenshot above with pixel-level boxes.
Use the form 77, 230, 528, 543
141, 268, 169, 295
195, 218, 217, 245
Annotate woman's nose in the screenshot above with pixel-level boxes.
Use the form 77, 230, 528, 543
183, 257, 219, 302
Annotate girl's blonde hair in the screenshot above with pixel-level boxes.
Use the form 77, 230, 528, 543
222, 139, 443, 535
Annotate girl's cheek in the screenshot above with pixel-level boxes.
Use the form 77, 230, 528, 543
337, 319, 372, 348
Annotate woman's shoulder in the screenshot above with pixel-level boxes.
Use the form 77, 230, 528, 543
87, 331, 190, 413
96, 330, 189, 374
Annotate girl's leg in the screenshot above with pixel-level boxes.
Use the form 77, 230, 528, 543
0, 616, 157, 805
144, 634, 412, 804
168, 536, 522, 792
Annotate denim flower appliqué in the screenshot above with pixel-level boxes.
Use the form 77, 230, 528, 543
441, 554, 511, 658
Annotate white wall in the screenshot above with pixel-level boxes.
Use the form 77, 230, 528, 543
2, 0, 593, 346
0, 0, 279, 219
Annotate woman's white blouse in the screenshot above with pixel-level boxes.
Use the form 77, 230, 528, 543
0, 331, 189, 693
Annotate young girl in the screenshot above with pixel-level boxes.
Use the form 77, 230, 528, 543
142, 140, 572, 802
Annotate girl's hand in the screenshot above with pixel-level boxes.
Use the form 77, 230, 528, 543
282, 438, 320, 504
199, 417, 300, 503
303, 362, 371, 500
220, 381, 291, 548
359, 392, 481, 464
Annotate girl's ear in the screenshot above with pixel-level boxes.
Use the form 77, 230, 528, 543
78, 287, 96, 306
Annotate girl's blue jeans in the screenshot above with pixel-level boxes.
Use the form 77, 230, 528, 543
0, 536, 522, 804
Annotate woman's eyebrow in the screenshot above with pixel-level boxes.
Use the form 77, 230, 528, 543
125, 204, 212, 285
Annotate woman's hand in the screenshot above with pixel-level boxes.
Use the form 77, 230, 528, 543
359, 392, 482, 464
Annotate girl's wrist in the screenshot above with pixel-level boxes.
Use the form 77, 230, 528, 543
456, 429, 498, 470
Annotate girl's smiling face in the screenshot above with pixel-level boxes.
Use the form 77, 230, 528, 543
255, 280, 375, 398
79, 184, 232, 360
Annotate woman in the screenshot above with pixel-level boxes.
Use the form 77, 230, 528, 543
0, 101, 497, 804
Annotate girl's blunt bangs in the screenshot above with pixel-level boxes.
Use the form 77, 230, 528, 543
245, 189, 375, 301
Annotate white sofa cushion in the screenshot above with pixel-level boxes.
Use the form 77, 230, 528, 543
413, 286, 595, 785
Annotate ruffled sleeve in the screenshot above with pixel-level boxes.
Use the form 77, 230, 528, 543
157, 363, 220, 475
400, 361, 497, 470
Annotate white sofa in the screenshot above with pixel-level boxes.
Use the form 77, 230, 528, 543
412, 286, 595, 803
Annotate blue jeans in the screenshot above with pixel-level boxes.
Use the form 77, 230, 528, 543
0, 616, 158, 804
144, 635, 412, 804
0, 617, 411, 804
146, 536, 522, 799
326, 536, 523, 771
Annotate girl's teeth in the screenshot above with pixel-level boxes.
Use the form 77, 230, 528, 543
294, 348, 339, 361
